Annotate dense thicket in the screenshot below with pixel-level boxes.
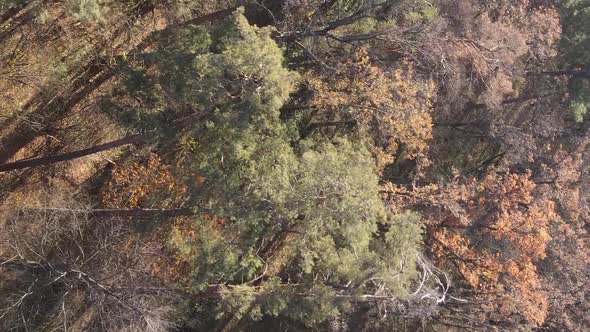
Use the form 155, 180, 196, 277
0, 1, 588, 331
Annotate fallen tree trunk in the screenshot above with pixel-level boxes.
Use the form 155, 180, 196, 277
0, 5, 245, 164
14, 207, 194, 218
0, 134, 145, 172
0, 0, 30, 26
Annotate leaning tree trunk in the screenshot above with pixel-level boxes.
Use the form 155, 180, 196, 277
0, 4, 245, 164
0, 0, 38, 42
528, 69, 590, 78
0, 0, 30, 26
0, 63, 114, 164
0, 0, 155, 163
15, 207, 194, 218
0, 134, 145, 172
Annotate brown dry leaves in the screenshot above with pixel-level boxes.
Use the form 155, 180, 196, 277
385, 172, 556, 326
102, 153, 187, 209
307, 48, 435, 172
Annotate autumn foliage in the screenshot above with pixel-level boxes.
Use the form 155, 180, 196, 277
102, 153, 187, 209
1, 1, 588, 331
307, 48, 435, 171
385, 172, 555, 326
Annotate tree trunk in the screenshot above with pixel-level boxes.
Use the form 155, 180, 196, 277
0, 0, 148, 163
90, 208, 193, 218
275, 9, 373, 42
16, 207, 194, 218
0, 0, 39, 43
500, 93, 552, 105
0, 63, 115, 163
308, 120, 356, 129
0, 0, 30, 26
0, 134, 145, 172
0, 5, 244, 164
0, 6, 34, 43
528, 70, 590, 79
0, 0, 155, 163
15, 207, 195, 218
301, 120, 356, 138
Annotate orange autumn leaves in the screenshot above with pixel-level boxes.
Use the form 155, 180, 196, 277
307, 48, 435, 172
102, 153, 187, 209
101, 154, 226, 284
431, 172, 555, 325
384, 171, 555, 325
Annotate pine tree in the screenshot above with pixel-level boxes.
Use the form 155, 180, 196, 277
557, 1, 590, 121
105, 8, 427, 327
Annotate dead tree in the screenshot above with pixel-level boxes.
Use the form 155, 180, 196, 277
0, 196, 181, 331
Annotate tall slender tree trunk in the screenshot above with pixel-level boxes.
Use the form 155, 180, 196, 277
0, 0, 30, 26
0, 65, 114, 164
528, 70, 590, 78
0, 0, 153, 163
501, 93, 552, 105
0, 0, 37, 42
16, 207, 194, 218
0, 5, 245, 165
456, 93, 553, 117
0, 134, 145, 172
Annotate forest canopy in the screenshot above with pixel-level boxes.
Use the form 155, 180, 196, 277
0, 1, 588, 331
